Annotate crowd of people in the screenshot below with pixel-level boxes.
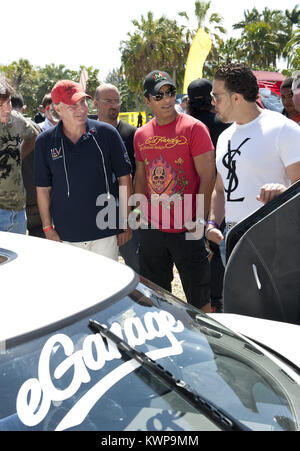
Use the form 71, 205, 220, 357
0, 64, 300, 316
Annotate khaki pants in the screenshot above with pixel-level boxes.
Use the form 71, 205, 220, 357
64, 235, 118, 261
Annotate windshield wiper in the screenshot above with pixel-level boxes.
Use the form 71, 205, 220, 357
89, 319, 250, 432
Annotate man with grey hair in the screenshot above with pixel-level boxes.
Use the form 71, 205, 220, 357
94, 83, 139, 273
35, 80, 132, 261
292, 71, 300, 113
0, 76, 38, 234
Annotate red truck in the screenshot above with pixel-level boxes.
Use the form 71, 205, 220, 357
253, 70, 285, 112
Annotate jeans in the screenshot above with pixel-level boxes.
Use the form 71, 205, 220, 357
0, 208, 27, 235
219, 222, 237, 267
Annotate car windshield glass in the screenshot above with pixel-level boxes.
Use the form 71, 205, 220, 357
0, 282, 299, 431
259, 88, 283, 113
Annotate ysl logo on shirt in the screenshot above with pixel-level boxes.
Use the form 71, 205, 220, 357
222, 138, 250, 202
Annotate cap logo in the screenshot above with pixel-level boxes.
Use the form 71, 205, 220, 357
153, 73, 167, 82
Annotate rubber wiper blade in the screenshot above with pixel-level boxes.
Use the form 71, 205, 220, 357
89, 319, 250, 432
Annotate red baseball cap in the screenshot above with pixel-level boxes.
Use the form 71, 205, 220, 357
51, 80, 91, 105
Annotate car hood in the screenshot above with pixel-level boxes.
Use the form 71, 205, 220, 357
0, 232, 138, 347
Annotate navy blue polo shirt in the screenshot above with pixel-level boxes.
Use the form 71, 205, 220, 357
34, 119, 131, 242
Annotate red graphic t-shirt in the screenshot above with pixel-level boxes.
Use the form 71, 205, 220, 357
134, 114, 214, 232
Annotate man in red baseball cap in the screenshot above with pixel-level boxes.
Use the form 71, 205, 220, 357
51, 80, 92, 136
51, 80, 91, 106
34, 80, 132, 261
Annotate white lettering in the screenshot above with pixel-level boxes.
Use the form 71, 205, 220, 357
16, 311, 184, 431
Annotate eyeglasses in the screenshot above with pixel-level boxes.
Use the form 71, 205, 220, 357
210, 91, 231, 102
152, 88, 176, 102
100, 99, 121, 106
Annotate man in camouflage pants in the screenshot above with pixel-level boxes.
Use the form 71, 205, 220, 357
0, 77, 38, 234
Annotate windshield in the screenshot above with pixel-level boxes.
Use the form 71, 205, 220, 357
0, 282, 299, 431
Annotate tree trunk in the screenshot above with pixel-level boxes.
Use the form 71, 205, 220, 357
173, 68, 177, 85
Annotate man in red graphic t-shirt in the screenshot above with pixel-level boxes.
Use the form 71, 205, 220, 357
134, 70, 215, 312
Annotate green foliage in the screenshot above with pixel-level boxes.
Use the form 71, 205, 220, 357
0, 59, 39, 116
284, 28, 300, 68
228, 5, 300, 71
120, 11, 189, 95
105, 68, 138, 112
0, 2, 299, 117
0, 60, 100, 118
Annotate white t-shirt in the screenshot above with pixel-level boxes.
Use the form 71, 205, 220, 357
41, 117, 55, 132
216, 110, 300, 223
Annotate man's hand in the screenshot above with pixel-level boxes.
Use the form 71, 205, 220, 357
256, 183, 287, 204
117, 228, 132, 248
44, 228, 62, 242
205, 227, 224, 245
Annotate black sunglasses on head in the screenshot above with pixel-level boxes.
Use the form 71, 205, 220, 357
152, 88, 176, 102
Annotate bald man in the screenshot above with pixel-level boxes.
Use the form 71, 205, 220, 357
95, 84, 136, 175
94, 84, 139, 273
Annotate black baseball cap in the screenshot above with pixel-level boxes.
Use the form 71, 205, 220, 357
143, 70, 176, 97
188, 78, 212, 100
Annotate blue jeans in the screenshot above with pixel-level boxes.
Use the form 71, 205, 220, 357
0, 208, 27, 234
219, 222, 237, 267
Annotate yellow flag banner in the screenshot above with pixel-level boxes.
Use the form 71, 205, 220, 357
183, 28, 212, 94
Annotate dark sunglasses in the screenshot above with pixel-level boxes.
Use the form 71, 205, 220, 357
152, 88, 176, 102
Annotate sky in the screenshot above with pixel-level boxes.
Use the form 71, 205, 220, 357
1, 0, 298, 81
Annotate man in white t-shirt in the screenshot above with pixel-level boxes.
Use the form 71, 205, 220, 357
206, 63, 300, 264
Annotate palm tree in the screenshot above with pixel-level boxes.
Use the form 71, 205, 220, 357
284, 28, 300, 69
179, 1, 226, 48
232, 6, 299, 69
105, 68, 138, 112
217, 37, 242, 66
285, 5, 300, 27
283, 5, 300, 67
178, 1, 227, 78
120, 12, 188, 97
238, 22, 280, 68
